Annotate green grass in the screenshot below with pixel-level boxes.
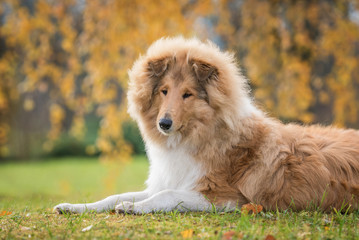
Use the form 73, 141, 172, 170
0, 156, 148, 210
1, 156, 359, 239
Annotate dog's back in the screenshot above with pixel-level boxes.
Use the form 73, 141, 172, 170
242, 123, 359, 211
281, 125, 359, 211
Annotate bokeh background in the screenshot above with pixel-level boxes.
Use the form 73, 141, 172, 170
1, 0, 359, 163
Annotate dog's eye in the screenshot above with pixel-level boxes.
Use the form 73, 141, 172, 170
182, 93, 192, 99
161, 89, 168, 96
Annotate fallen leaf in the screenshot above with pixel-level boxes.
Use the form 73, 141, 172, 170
241, 203, 263, 215
20, 226, 31, 231
81, 225, 93, 232
264, 234, 276, 240
222, 230, 236, 240
197, 232, 210, 238
0, 211, 12, 216
323, 218, 331, 224
297, 232, 310, 238
181, 229, 194, 238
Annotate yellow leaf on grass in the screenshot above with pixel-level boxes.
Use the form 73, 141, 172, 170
0, 211, 12, 216
181, 229, 194, 238
264, 234, 276, 240
241, 203, 263, 215
222, 230, 236, 240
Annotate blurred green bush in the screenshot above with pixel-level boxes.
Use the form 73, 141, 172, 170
48, 120, 145, 158
122, 121, 146, 155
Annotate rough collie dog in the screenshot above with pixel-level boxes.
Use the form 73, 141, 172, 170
54, 37, 359, 214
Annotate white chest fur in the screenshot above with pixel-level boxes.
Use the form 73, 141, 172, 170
145, 143, 204, 195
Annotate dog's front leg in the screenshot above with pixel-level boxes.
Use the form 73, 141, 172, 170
54, 191, 149, 214
115, 189, 212, 214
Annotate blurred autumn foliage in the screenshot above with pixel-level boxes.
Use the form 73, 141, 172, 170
0, 0, 359, 160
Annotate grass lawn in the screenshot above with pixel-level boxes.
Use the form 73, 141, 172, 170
1, 156, 359, 239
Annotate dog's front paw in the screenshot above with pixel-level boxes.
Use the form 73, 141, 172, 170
53, 203, 74, 214
115, 201, 136, 214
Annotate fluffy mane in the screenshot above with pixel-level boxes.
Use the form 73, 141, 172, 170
127, 37, 262, 156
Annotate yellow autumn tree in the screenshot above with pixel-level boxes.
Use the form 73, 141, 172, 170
1, 0, 359, 160
210, 0, 359, 126
0, 0, 213, 159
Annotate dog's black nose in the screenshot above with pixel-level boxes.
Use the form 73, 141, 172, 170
159, 118, 173, 131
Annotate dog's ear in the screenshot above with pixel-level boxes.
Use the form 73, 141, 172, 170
191, 60, 218, 83
148, 58, 170, 77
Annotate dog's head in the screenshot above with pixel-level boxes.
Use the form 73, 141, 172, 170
128, 37, 255, 146
146, 53, 218, 136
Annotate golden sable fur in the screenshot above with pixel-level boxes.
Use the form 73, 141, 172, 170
127, 37, 359, 212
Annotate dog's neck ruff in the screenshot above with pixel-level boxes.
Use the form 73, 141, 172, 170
145, 142, 204, 196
